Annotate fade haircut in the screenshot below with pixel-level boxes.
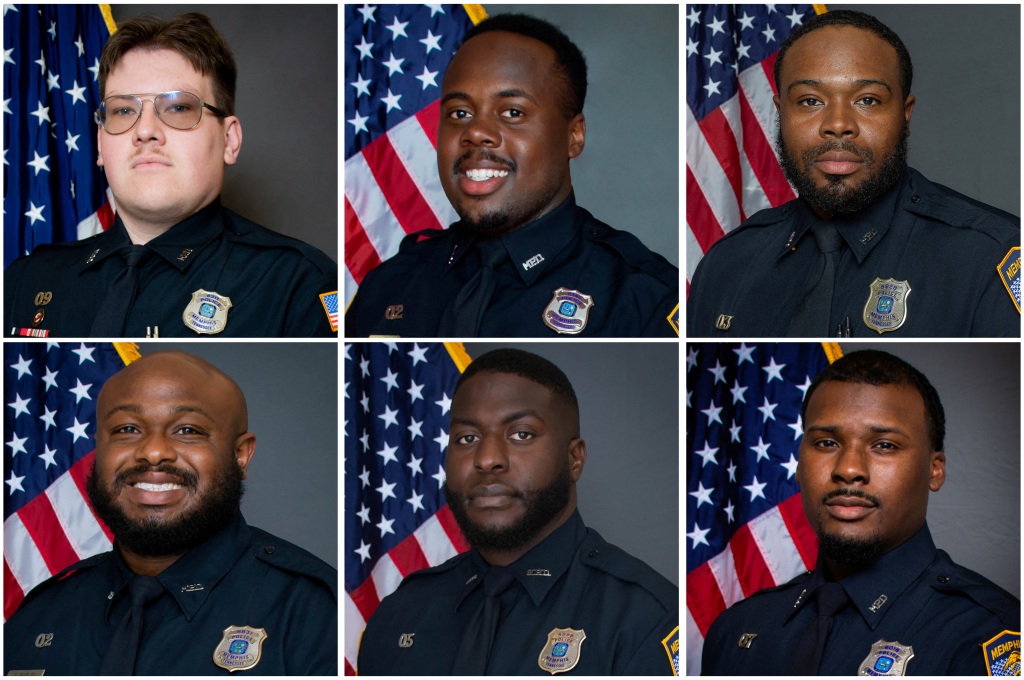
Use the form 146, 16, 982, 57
455, 348, 579, 415
774, 9, 913, 100
458, 13, 588, 119
99, 12, 238, 115
802, 350, 945, 452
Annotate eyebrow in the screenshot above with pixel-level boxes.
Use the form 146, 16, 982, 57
440, 88, 539, 105
450, 409, 543, 427
104, 404, 214, 420
787, 78, 892, 94
804, 424, 908, 436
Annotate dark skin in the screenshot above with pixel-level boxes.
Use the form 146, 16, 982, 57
93, 351, 256, 575
774, 26, 915, 218
438, 31, 585, 235
797, 381, 945, 581
447, 373, 586, 566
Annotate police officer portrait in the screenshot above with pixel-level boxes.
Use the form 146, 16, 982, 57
345, 342, 679, 674
4, 6, 339, 338
4, 343, 338, 675
687, 343, 1020, 675
686, 6, 1020, 337
344, 5, 680, 338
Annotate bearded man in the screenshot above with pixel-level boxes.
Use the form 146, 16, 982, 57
687, 10, 1019, 337
3, 351, 337, 675
356, 348, 679, 675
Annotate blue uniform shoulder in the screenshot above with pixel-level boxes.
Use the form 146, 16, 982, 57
904, 169, 1020, 242
222, 209, 337, 274
580, 209, 678, 287
930, 550, 1021, 626
15, 551, 111, 610
247, 526, 338, 600
395, 227, 451, 254
579, 528, 678, 611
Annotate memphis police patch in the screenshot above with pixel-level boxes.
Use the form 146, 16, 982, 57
997, 247, 1021, 313
662, 625, 679, 676
982, 630, 1021, 676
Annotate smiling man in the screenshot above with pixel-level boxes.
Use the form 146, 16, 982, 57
687, 10, 1020, 337
702, 350, 1020, 675
4, 13, 338, 338
3, 351, 337, 675
356, 349, 679, 674
345, 14, 679, 337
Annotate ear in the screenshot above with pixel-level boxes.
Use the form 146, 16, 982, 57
223, 116, 243, 166
96, 129, 104, 167
567, 113, 585, 160
773, 93, 780, 115
928, 449, 945, 492
568, 438, 587, 482
234, 432, 257, 479
903, 94, 916, 136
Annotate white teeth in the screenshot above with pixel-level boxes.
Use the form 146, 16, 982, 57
465, 168, 509, 181
133, 482, 183, 492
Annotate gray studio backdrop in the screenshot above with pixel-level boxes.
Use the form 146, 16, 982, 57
823, 4, 1020, 214
110, 5, 338, 262
463, 342, 679, 586
830, 342, 1020, 597
481, 5, 679, 265
139, 342, 337, 569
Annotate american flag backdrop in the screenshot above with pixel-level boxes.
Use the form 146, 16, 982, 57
3, 342, 137, 620
685, 342, 840, 674
4, 4, 116, 268
344, 342, 472, 675
685, 4, 824, 285
343, 3, 485, 309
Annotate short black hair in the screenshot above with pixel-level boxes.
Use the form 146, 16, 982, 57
458, 13, 588, 118
455, 348, 578, 413
802, 350, 945, 452
774, 10, 913, 101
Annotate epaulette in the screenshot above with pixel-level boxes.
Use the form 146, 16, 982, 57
396, 227, 450, 253
249, 527, 338, 600
222, 210, 337, 273
902, 172, 1020, 242
18, 551, 111, 608
579, 530, 677, 609
930, 550, 1021, 625
580, 211, 678, 286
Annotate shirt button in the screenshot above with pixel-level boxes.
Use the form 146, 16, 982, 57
911, 195, 922, 203
937, 575, 949, 583
588, 549, 599, 558
264, 546, 276, 554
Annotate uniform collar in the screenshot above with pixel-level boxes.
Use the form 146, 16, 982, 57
81, 199, 225, 274
786, 523, 937, 630
777, 169, 908, 263
444, 194, 579, 287
105, 512, 252, 622
457, 509, 587, 610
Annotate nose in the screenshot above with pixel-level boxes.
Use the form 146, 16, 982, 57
133, 98, 165, 144
830, 445, 868, 484
135, 432, 178, 466
819, 100, 858, 139
461, 114, 499, 148
473, 433, 508, 473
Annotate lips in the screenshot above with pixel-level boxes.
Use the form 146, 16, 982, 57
131, 155, 171, 169
455, 155, 513, 197
825, 494, 877, 521
468, 483, 518, 509
814, 150, 863, 176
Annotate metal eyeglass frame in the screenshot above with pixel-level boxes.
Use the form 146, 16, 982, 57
94, 90, 228, 134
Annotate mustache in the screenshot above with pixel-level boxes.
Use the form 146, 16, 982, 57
822, 488, 881, 507
453, 150, 516, 174
113, 462, 199, 492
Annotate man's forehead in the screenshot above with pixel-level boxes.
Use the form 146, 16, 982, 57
106, 47, 212, 94
782, 26, 900, 82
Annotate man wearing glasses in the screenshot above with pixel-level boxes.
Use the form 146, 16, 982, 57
4, 13, 338, 337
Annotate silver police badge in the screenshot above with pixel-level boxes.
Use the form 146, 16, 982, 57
183, 289, 232, 335
862, 278, 910, 334
213, 625, 267, 672
537, 627, 586, 674
858, 639, 914, 676
542, 288, 594, 335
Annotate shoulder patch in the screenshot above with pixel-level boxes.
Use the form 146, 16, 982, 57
982, 630, 1021, 676
997, 247, 1021, 313
666, 303, 680, 336
319, 291, 339, 331
662, 625, 680, 676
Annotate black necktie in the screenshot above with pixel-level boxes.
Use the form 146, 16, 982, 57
450, 566, 516, 675
788, 581, 849, 675
788, 221, 843, 336
437, 240, 506, 336
90, 245, 151, 336
99, 574, 164, 675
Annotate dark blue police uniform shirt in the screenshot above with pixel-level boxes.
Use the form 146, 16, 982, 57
345, 195, 680, 337
4, 199, 338, 337
357, 510, 679, 675
3, 513, 338, 675
702, 524, 1020, 675
688, 168, 1020, 337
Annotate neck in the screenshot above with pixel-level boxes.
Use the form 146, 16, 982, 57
121, 218, 175, 245
476, 502, 576, 567
119, 544, 186, 576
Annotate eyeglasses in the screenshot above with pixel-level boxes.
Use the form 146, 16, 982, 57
95, 91, 227, 134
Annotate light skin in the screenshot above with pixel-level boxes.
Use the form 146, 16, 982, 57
97, 48, 242, 244
438, 31, 585, 235
797, 381, 945, 581
774, 26, 915, 219
94, 351, 255, 575
447, 373, 586, 566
